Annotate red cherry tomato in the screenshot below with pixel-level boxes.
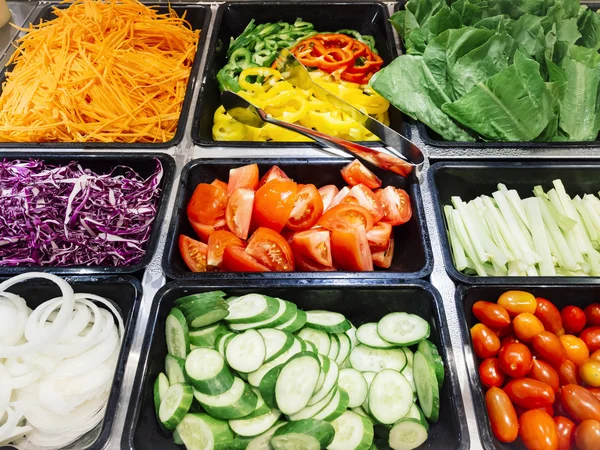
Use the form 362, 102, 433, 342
536, 297, 565, 336
530, 359, 560, 392
286, 184, 324, 231
221, 246, 270, 272
226, 187, 254, 240
228, 163, 259, 194
561, 384, 600, 422
554, 416, 576, 450
497, 291, 537, 317
519, 409, 559, 450
349, 184, 384, 223
341, 159, 382, 189
559, 360, 582, 386
479, 358, 505, 389
471, 324, 502, 359
580, 327, 600, 353
317, 185, 339, 211
318, 204, 374, 233
259, 165, 290, 187
584, 304, 600, 327
246, 227, 295, 272
501, 335, 520, 346
560, 334, 590, 366
211, 178, 228, 193
366, 221, 392, 253
514, 313, 545, 343
330, 225, 373, 272
206, 230, 244, 268
252, 179, 297, 233
561, 306, 587, 335
372, 237, 394, 269
187, 183, 227, 225
575, 420, 600, 450
504, 378, 555, 409
375, 186, 412, 226
291, 229, 332, 268
496, 324, 513, 339
533, 331, 568, 368
485, 387, 518, 443
179, 235, 207, 272
498, 342, 533, 378
588, 388, 600, 402
472, 301, 511, 329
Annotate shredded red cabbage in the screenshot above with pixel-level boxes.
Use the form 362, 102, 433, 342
0, 158, 163, 266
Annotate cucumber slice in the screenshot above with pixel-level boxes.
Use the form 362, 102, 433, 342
417, 340, 445, 386
275, 352, 321, 415
297, 328, 331, 356
313, 388, 349, 421
296, 336, 310, 352
346, 326, 359, 349
194, 377, 258, 419
172, 429, 183, 445
402, 403, 428, 430
159, 383, 193, 431
230, 435, 253, 450
247, 422, 287, 450
308, 357, 339, 406
189, 323, 228, 347
361, 372, 376, 414
229, 408, 281, 437
352, 406, 370, 418
230, 299, 297, 331
349, 345, 406, 373
271, 419, 334, 450
277, 309, 307, 333
176, 413, 234, 450
288, 385, 337, 421
329, 410, 374, 450
415, 405, 430, 431
226, 330, 266, 373
402, 347, 414, 369
377, 313, 430, 346
327, 333, 340, 361
166, 307, 190, 359
388, 418, 428, 450
154, 372, 170, 418
335, 332, 351, 365
339, 368, 368, 408
185, 348, 234, 395
259, 364, 284, 409
305, 310, 351, 333
244, 388, 270, 419
226, 294, 280, 324
314, 354, 330, 393
179, 298, 227, 316
356, 322, 396, 349
165, 354, 187, 385
306, 341, 318, 354
188, 306, 230, 329
259, 329, 295, 363
401, 366, 417, 401
413, 352, 440, 423
175, 291, 227, 306
368, 370, 413, 424
247, 338, 302, 387
216, 332, 235, 357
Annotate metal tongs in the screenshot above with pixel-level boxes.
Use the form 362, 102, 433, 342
221, 49, 425, 177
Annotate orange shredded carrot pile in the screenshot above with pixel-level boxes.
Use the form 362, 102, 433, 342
0, 0, 199, 143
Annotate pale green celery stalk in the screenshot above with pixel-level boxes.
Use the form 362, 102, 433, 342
499, 184, 531, 229
583, 195, 600, 235
486, 262, 508, 276
451, 209, 488, 276
474, 197, 514, 261
548, 189, 585, 264
507, 260, 521, 276
482, 196, 523, 263
526, 266, 539, 276
544, 223, 564, 269
444, 205, 468, 271
538, 196, 579, 271
451, 197, 488, 264
465, 200, 508, 267
533, 185, 577, 231
573, 196, 599, 244
523, 197, 556, 276
584, 250, 600, 275
553, 180, 594, 258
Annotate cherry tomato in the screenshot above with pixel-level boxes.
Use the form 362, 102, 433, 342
533, 331, 568, 368
580, 327, 600, 353
514, 313, 545, 343
554, 416, 576, 450
519, 409, 558, 450
561, 306, 587, 335
187, 183, 227, 225
366, 222, 392, 253
560, 334, 590, 366
286, 184, 324, 231
539, 405, 555, 417
536, 297, 565, 336
485, 387, 518, 443
575, 420, 600, 450
318, 204, 374, 233
559, 360, 582, 386
471, 324, 502, 359
584, 304, 600, 327
589, 388, 600, 402
259, 165, 289, 187
348, 184, 384, 223
480, 357, 505, 389
580, 359, 600, 387
211, 178, 228, 193
331, 225, 373, 271
341, 159, 382, 189
497, 291, 537, 317
501, 335, 520, 346
504, 378, 555, 408
473, 301, 511, 329
179, 235, 207, 272
228, 163, 259, 195
221, 246, 270, 272
252, 179, 297, 233
318, 185, 338, 211
206, 230, 244, 268
226, 187, 254, 240
246, 227, 295, 271
496, 324, 513, 339
375, 186, 412, 226
327, 186, 351, 210
372, 237, 394, 269
561, 384, 600, 422
291, 229, 332, 268
530, 359, 560, 392
499, 342, 533, 378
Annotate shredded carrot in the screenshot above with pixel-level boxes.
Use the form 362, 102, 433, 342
0, 0, 200, 143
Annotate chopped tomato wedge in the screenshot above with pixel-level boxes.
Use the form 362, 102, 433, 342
341, 159, 382, 189
189, 219, 213, 242
291, 229, 332, 267
187, 183, 227, 225
207, 230, 245, 267
318, 204, 374, 232
318, 185, 339, 211
295, 253, 337, 271
226, 188, 254, 240
373, 237, 394, 269
253, 179, 298, 233
375, 187, 412, 226
211, 178, 228, 193
331, 225, 373, 271
179, 235, 208, 272
342, 196, 359, 205
287, 184, 324, 231
280, 228, 296, 244
328, 186, 351, 210
221, 246, 270, 272
367, 221, 392, 252
259, 165, 290, 187
349, 184, 384, 222
228, 163, 259, 195
246, 227, 295, 271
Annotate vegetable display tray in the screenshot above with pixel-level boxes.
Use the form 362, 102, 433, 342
162, 158, 432, 279
191, 0, 408, 148
0, 152, 175, 276
0, 275, 142, 450
122, 279, 469, 450
0, 3, 210, 150
428, 161, 600, 285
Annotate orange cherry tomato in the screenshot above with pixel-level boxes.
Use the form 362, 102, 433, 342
375, 186, 412, 226
561, 306, 587, 335
479, 357, 505, 389
330, 225, 373, 272
554, 416, 576, 450
286, 184, 324, 231
471, 324, 502, 359
580, 327, 600, 353
561, 384, 600, 422
519, 409, 558, 450
226, 187, 254, 240
318, 204, 374, 233
499, 342, 533, 378
372, 237, 395, 269
211, 178, 228, 193
221, 246, 270, 272
560, 334, 590, 366
592, 350, 600, 361
206, 230, 244, 268
246, 227, 295, 272
252, 179, 297, 233
341, 159, 382, 189
187, 183, 227, 226
580, 359, 600, 387
327, 186, 351, 210
536, 297, 565, 336
514, 313, 546, 343
291, 229, 332, 268
530, 359, 560, 392
497, 290, 537, 317
317, 185, 339, 211
504, 378, 555, 409
259, 165, 289, 187
533, 331, 568, 368
179, 235, 207, 272
559, 360, 582, 386
575, 420, 600, 450
584, 304, 600, 327
366, 221, 392, 253
485, 387, 519, 443
501, 335, 520, 346
473, 301, 511, 329
588, 388, 600, 402
228, 163, 259, 194
349, 184, 384, 223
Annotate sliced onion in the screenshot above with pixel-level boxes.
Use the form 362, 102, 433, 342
0, 293, 27, 346
0, 365, 11, 417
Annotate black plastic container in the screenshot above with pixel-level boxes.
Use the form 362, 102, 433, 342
429, 161, 600, 285
163, 158, 432, 279
458, 284, 600, 449
0, 152, 175, 275
123, 279, 469, 450
0, 274, 142, 450
0, 3, 210, 149
192, 1, 407, 148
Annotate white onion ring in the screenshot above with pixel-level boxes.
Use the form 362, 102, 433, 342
0, 365, 11, 418
0, 293, 27, 346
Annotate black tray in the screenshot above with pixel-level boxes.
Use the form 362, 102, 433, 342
0, 152, 175, 275
162, 158, 432, 279
458, 283, 600, 449
0, 274, 142, 450
0, 3, 210, 149
429, 161, 600, 285
123, 279, 469, 450
191, 0, 408, 148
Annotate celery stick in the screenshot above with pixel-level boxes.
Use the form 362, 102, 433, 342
553, 180, 595, 257
526, 266, 539, 276
507, 261, 521, 276
451, 197, 488, 264
507, 189, 531, 229
548, 189, 585, 264
523, 197, 555, 276
538, 197, 579, 271
451, 209, 488, 276
573, 196, 598, 244
466, 200, 508, 267
583, 195, 600, 235
533, 185, 576, 231
474, 197, 514, 261
444, 206, 468, 271
482, 196, 523, 263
